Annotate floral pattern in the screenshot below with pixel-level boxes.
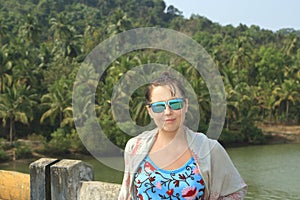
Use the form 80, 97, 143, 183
134, 156, 205, 200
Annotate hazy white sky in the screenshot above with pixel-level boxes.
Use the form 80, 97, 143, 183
164, 0, 300, 31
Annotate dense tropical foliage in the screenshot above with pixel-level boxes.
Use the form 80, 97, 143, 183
0, 0, 299, 157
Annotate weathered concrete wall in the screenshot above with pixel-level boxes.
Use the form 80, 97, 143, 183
30, 158, 59, 200
0, 170, 30, 200
50, 159, 94, 200
1, 158, 122, 200
79, 181, 121, 200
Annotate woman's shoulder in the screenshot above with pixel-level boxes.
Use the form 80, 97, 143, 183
185, 127, 224, 157
124, 128, 157, 152
186, 127, 220, 144
127, 128, 157, 142
185, 127, 209, 143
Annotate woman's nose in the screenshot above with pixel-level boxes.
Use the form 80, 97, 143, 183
164, 105, 172, 115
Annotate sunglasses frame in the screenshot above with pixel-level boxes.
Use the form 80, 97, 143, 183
147, 98, 186, 113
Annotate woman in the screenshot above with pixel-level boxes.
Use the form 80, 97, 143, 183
119, 72, 247, 199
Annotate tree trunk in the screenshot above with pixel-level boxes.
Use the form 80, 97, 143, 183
59, 110, 63, 126
286, 101, 289, 125
0, 76, 4, 93
9, 119, 13, 146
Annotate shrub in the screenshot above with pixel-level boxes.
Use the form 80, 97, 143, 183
0, 138, 9, 150
0, 149, 9, 162
242, 123, 266, 144
67, 129, 88, 154
219, 129, 244, 145
15, 144, 32, 159
42, 128, 71, 155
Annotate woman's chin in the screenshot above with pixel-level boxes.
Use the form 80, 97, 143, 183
161, 126, 180, 134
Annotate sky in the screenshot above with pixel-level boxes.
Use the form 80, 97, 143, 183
163, 0, 300, 31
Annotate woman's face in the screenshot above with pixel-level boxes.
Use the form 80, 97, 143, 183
147, 85, 188, 134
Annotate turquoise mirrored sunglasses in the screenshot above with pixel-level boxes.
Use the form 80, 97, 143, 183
147, 98, 185, 113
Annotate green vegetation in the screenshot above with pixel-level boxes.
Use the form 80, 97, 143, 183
14, 142, 32, 159
0, 0, 299, 158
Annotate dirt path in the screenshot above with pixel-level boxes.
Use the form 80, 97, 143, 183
258, 124, 300, 144
258, 124, 300, 135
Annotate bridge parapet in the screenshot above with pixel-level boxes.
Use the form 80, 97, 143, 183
1, 158, 121, 200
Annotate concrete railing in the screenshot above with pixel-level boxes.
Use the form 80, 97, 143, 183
30, 158, 121, 200
0, 158, 121, 200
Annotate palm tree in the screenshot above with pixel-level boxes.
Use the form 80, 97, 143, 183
0, 18, 8, 44
224, 83, 239, 129
49, 15, 72, 42
73, 64, 100, 128
0, 45, 12, 93
106, 9, 132, 36
49, 14, 80, 58
40, 78, 72, 127
282, 35, 298, 56
257, 83, 276, 123
0, 81, 37, 145
230, 36, 253, 72
18, 14, 41, 45
222, 66, 240, 129
273, 79, 299, 124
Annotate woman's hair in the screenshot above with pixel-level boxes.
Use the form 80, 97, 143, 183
145, 72, 186, 103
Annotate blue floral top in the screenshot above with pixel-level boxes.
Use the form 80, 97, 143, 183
134, 156, 205, 200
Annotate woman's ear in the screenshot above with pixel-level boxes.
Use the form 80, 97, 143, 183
146, 105, 153, 118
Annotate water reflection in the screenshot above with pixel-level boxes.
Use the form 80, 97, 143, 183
227, 143, 300, 200
245, 189, 300, 200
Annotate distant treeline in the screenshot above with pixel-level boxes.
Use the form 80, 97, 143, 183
0, 0, 299, 154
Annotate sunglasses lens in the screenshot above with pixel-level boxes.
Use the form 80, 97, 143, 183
151, 102, 166, 113
169, 99, 184, 110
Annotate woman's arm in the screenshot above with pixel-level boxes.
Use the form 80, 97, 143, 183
118, 139, 135, 200
209, 141, 247, 200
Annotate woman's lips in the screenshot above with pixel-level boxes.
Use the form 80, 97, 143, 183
165, 118, 175, 123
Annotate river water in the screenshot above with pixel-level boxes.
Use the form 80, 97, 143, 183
227, 143, 300, 200
1, 143, 299, 199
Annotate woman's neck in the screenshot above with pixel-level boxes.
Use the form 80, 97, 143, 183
156, 126, 186, 147
149, 126, 190, 169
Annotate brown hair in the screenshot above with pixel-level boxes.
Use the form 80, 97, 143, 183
145, 72, 186, 103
